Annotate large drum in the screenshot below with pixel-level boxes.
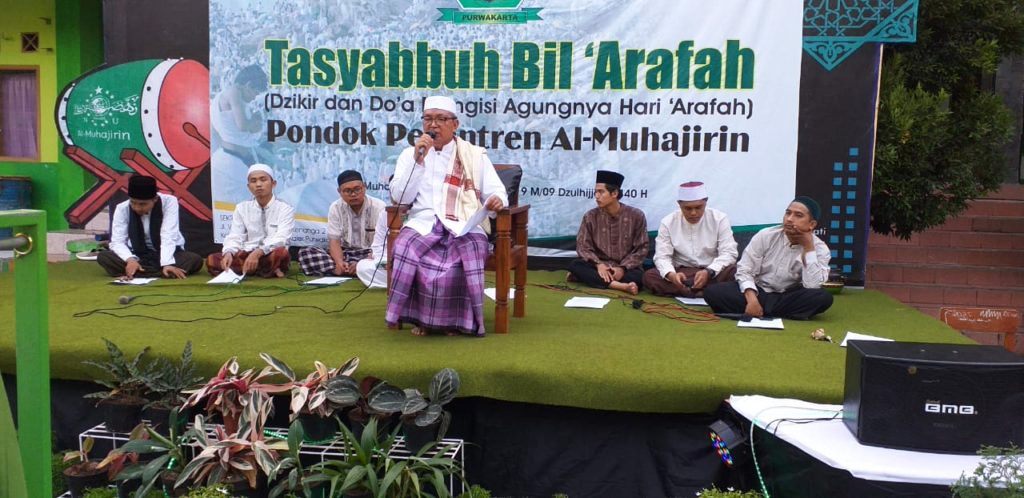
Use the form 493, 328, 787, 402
57, 59, 210, 173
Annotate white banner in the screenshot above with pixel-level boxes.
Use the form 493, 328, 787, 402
210, 0, 803, 245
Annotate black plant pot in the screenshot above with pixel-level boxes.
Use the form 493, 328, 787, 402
116, 478, 141, 498
226, 473, 269, 498
298, 412, 339, 442
161, 471, 190, 497
101, 398, 145, 433
347, 413, 396, 443
402, 419, 441, 454
142, 404, 189, 436
63, 463, 108, 498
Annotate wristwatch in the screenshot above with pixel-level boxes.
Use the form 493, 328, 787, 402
706, 268, 717, 279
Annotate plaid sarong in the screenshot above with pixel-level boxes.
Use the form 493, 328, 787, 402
297, 247, 372, 276
385, 219, 489, 336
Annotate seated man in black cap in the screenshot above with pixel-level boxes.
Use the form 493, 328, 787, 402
703, 197, 833, 320
568, 170, 649, 295
98, 175, 203, 279
298, 170, 385, 276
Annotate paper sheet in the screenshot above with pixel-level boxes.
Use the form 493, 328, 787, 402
564, 297, 610, 309
303, 276, 350, 285
457, 202, 493, 237
484, 287, 517, 301
111, 277, 158, 285
737, 317, 785, 330
675, 297, 708, 306
207, 269, 244, 285
840, 331, 895, 347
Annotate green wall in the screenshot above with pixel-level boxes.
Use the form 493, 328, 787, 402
0, 0, 103, 230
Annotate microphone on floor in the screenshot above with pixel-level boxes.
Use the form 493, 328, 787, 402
118, 295, 135, 305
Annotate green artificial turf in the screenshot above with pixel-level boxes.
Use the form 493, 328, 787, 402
0, 260, 972, 413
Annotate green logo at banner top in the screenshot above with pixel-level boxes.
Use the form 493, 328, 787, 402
456, 0, 523, 8
439, 1, 542, 24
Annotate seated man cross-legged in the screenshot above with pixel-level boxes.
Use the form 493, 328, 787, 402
704, 197, 834, 320
207, 163, 295, 278
568, 170, 649, 295
298, 170, 385, 277
642, 181, 738, 297
98, 175, 203, 279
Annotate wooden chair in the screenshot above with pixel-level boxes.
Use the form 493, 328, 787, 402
940, 306, 1021, 353
386, 164, 529, 334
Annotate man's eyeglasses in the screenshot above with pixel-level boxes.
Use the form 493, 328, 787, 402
421, 115, 456, 125
341, 187, 364, 195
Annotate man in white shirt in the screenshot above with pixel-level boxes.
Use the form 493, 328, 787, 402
355, 208, 388, 289
642, 182, 738, 297
297, 170, 385, 276
704, 197, 833, 320
98, 175, 202, 278
386, 95, 508, 337
207, 163, 295, 278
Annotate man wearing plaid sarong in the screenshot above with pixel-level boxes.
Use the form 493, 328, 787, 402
386, 96, 508, 336
298, 170, 385, 276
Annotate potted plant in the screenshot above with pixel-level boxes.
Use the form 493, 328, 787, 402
183, 356, 290, 436
267, 419, 330, 498
175, 413, 286, 497
96, 425, 147, 498
115, 407, 191, 497
83, 338, 156, 432
309, 417, 464, 498
144, 341, 203, 435
376, 441, 465, 498
951, 444, 1024, 497
347, 377, 405, 442
309, 417, 397, 498
400, 368, 460, 453
63, 437, 107, 498
259, 353, 361, 441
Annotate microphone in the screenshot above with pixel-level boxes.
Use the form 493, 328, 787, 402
118, 295, 135, 305
417, 131, 437, 160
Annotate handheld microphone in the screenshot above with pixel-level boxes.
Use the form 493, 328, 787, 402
118, 295, 135, 305
417, 131, 437, 160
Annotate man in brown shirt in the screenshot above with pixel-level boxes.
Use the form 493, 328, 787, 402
568, 170, 649, 295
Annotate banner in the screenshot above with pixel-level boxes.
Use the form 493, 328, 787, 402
209, 0, 803, 245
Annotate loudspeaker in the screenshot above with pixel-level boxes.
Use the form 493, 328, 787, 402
843, 341, 1024, 454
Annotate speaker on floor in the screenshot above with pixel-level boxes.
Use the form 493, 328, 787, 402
843, 340, 1024, 454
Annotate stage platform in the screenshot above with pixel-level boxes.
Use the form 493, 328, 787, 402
0, 260, 971, 414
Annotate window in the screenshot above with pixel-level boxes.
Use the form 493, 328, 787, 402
0, 68, 40, 161
20, 33, 39, 53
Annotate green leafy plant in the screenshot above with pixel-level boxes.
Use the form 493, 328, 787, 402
174, 413, 286, 491
401, 368, 460, 439
81, 488, 116, 498
872, 0, 1024, 239
456, 485, 491, 498
145, 341, 203, 410
951, 444, 1024, 497
695, 487, 762, 497
267, 419, 330, 498
309, 417, 397, 497
53, 450, 75, 496
351, 377, 406, 424
309, 417, 464, 498
83, 338, 154, 404
259, 353, 361, 419
183, 484, 231, 497
114, 407, 189, 497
